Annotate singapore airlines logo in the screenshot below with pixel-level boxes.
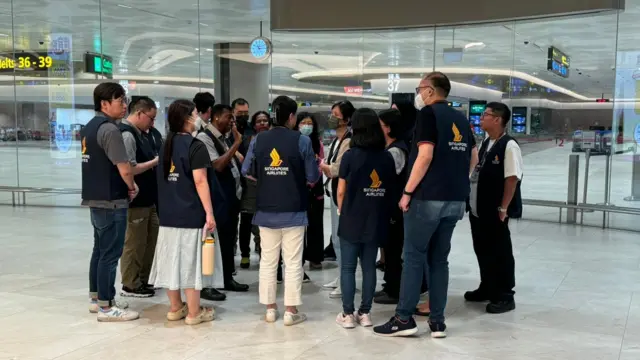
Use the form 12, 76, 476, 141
81, 137, 87, 154
169, 161, 176, 173
270, 149, 283, 167
369, 169, 382, 188
168, 161, 179, 182
452, 123, 463, 142
266, 148, 288, 176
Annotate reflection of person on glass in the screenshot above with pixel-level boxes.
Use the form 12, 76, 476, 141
81, 82, 139, 322
149, 99, 218, 325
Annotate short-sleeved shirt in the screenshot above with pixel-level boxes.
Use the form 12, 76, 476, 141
196, 125, 242, 200
81, 113, 130, 209
121, 119, 141, 166
189, 139, 211, 170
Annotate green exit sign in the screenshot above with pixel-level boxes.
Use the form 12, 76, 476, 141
84, 53, 113, 79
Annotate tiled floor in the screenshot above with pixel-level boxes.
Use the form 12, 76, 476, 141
1, 205, 639, 359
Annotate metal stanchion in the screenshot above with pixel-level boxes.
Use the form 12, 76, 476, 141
580, 149, 591, 225
566, 154, 580, 224
624, 153, 640, 201
603, 152, 612, 228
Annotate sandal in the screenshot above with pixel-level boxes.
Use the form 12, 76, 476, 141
167, 302, 188, 321
185, 307, 215, 325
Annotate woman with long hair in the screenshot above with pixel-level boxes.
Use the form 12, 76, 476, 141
334, 108, 396, 328
320, 100, 355, 299
149, 99, 217, 325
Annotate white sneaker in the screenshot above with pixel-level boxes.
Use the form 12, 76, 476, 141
89, 299, 129, 314
336, 312, 356, 329
283, 311, 307, 326
97, 306, 139, 322
355, 312, 373, 327
329, 286, 342, 299
265, 308, 279, 323
323, 277, 339, 289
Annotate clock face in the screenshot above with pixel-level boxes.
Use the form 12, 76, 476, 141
250, 38, 271, 60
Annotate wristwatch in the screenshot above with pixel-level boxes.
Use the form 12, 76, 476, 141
498, 207, 507, 213
403, 189, 413, 196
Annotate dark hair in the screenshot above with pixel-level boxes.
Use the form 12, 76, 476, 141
425, 72, 452, 97
211, 104, 232, 119
486, 102, 511, 127
251, 110, 271, 128
231, 98, 249, 109
350, 108, 385, 150
295, 112, 320, 155
331, 100, 356, 123
378, 108, 402, 140
163, 99, 196, 180
272, 95, 298, 127
93, 82, 126, 112
193, 92, 215, 114
128, 96, 156, 114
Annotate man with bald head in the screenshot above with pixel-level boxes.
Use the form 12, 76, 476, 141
374, 72, 478, 339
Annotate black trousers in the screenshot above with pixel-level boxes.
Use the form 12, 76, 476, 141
469, 214, 516, 301
304, 197, 325, 264
239, 212, 260, 257
218, 201, 240, 285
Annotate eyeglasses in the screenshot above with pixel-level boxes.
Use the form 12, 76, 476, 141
481, 111, 498, 118
140, 111, 156, 121
415, 85, 434, 94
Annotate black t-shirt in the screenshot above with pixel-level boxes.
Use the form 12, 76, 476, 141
414, 106, 476, 148
189, 139, 211, 170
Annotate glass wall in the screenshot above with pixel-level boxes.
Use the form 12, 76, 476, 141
270, 6, 640, 231
0, 0, 270, 206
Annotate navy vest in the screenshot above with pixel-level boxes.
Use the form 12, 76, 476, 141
410, 102, 473, 202
326, 131, 352, 206
145, 127, 163, 155
81, 116, 129, 202
255, 127, 308, 212
120, 123, 157, 208
156, 134, 206, 228
202, 128, 241, 206
337, 148, 396, 244
476, 135, 523, 219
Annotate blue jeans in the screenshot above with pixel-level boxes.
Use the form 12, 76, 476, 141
396, 200, 465, 323
89, 207, 127, 307
340, 238, 378, 315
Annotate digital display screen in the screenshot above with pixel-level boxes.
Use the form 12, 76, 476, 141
511, 107, 527, 134
0, 52, 54, 73
547, 46, 570, 78
473, 126, 484, 135
470, 115, 481, 125
512, 125, 526, 134
84, 53, 113, 78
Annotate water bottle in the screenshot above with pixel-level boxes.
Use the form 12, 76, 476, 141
202, 234, 215, 276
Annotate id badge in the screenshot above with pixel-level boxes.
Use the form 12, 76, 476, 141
470, 166, 480, 183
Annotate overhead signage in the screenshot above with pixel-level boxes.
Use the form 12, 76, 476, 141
84, 53, 113, 78
596, 98, 610, 103
0, 52, 54, 73
343, 86, 363, 96
547, 46, 570, 78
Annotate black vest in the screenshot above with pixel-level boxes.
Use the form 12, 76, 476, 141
145, 127, 163, 155
202, 128, 241, 206
255, 127, 308, 212
476, 136, 523, 219
81, 116, 129, 202
410, 102, 473, 202
326, 130, 352, 206
387, 139, 409, 221
337, 148, 396, 244
156, 134, 205, 228
120, 123, 157, 208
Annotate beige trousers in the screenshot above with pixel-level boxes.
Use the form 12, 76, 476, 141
259, 226, 305, 306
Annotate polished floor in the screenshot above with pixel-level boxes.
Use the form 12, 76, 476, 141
1, 205, 639, 360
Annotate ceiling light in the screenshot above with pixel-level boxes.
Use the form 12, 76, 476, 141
199, 23, 208, 27
195, 48, 199, 51
0, 33, 8, 37
206, 48, 213, 52
117, 4, 132, 9
464, 42, 485, 49
193, 60, 199, 64
153, 80, 159, 84
292, 44, 298, 47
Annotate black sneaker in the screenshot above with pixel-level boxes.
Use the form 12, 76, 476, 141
486, 299, 516, 314
121, 285, 154, 298
303, 273, 311, 283
201, 288, 226, 301
374, 292, 399, 305
428, 321, 447, 338
464, 289, 490, 302
373, 316, 418, 337
374, 289, 386, 298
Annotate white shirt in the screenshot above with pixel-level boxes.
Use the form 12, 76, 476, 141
387, 147, 407, 175
196, 124, 243, 200
469, 138, 523, 217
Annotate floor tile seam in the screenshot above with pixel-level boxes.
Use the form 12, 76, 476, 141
50, 324, 151, 360
617, 292, 635, 360
550, 265, 573, 298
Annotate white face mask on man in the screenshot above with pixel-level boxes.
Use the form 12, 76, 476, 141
414, 92, 426, 110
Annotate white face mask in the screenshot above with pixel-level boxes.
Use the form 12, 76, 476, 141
414, 93, 426, 110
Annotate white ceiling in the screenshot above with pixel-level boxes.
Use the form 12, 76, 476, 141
0, 0, 638, 101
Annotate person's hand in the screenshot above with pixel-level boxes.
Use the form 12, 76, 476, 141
399, 194, 411, 212
152, 156, 159, 166
204, 212, 216, 233
232, 124, 242, 144
391, 104, 399, 110
499, 210, 508, 222
128, 183, 139, 201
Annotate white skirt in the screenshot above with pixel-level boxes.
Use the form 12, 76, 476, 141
149, 226, 224, 290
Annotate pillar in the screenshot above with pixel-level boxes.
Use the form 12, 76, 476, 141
214, 43, 270, 111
